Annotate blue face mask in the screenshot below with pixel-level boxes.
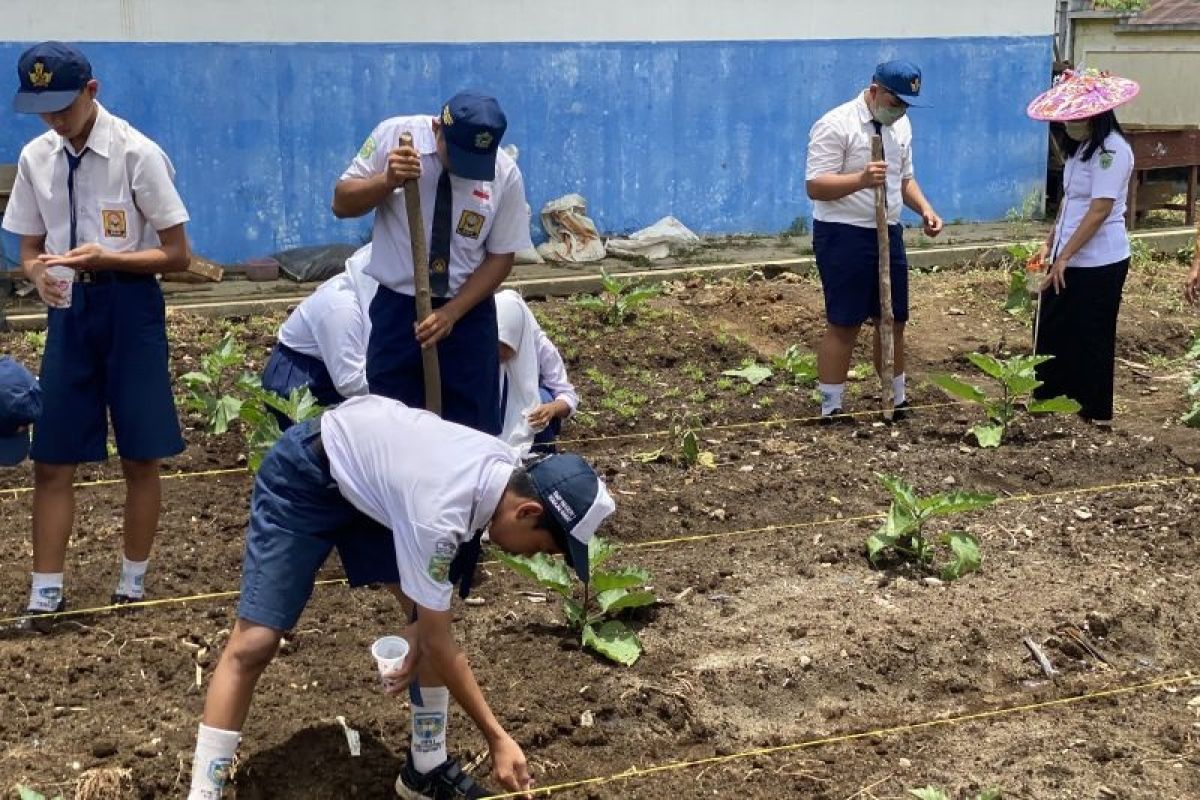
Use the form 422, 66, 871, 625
873, 102, 907, 127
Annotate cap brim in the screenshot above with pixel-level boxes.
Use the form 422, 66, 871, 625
560, 533, 591, 584
14, 89, 80, 114
0, 430, 31, 466
446, 141, 497, 181
893, 93, 929, 108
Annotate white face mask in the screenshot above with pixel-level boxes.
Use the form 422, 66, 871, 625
873, 103, 907, 126
1063, 121, 1091, 142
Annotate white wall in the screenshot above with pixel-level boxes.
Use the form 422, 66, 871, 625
4, 0, 1055, 42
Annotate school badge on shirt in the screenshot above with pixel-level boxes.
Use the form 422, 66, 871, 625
102, 209, 128, 238
456, 210, 485, 239
427, 541, 457, 583
1099, 152, 1114, 170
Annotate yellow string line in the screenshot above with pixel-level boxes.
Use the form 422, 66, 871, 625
0, 466, 247, 497
5, 473, 1196, 627
557, 401, 962, 446
481, 670, 1198, 798
0, 578, 348, 627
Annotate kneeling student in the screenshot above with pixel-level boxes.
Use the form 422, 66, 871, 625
187, 394, 615, 799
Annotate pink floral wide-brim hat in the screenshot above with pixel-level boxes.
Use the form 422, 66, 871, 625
1026, 68, 1140, 122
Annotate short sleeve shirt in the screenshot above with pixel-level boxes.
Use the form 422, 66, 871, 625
1054, 133, 1134, 268
805, 94, 914, 228
2, 102, 189, 253
277, 270, 370, 398
321, 395, 517, 611
338, 115, 533, 295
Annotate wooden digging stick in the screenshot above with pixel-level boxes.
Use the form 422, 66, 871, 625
872, 134, 894, 422
399, 132, 442, 416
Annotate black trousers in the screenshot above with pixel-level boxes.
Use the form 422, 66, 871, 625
1033, 258, 1129, 422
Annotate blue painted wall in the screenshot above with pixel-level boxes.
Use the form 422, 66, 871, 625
0, 37, 1051, 264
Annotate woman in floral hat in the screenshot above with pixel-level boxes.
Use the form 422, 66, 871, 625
1026, 69, 1139, 426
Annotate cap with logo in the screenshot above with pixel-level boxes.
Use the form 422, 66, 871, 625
873, 60, 928, 108
439, 91, 507, 181
0, 357, 42, 466
13, 41, 93, 114
526, 453, 616, 583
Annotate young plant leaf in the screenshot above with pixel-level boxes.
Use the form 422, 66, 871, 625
721, 363, 773, 386
588, 536, 617, 570
632, 448, 666, 463
908, 789, 949, 800
212, 395, 244, 435
940, 530, 982, 580
865, 531, 897, 565
495, 551, 573, 597
696, 451, 717, 469
918, 490, 996, 517
1182, 404, 1200, 428
563, 598, 585, 630
582, 620, 642, 666
972, 423, 1004, 448
977, 789, 1003, 800
878, 474, 919, 511
180, 371, 213, 387
965, 352, 1006, 379
590, 567, 650, 593
596, 588, 657, 614
930, 374, 987, 404
1004, 374, 1041, 397
1027, 395, 1081, 414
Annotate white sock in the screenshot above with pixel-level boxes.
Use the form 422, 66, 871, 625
818, 383, 845, 416
188, 723, 240, 800
893, 373, 907, 405
115, 557, 148, 599
410, 686, 450, 773
28, 572, 64, 612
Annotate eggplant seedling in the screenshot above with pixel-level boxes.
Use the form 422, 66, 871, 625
866, 474, 995, 581
496, 536, 656, 666
574, 269, 662, 325
930, 352, 1080, 447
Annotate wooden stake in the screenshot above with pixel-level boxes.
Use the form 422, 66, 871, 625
399, 132, 443, 416
872, 134, 894, 422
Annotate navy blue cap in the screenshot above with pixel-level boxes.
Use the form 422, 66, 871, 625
14, 41, 92, 114
439, 91, 507, 181
526, 453, 616, 583
0, 357, 42, 466
873, 60, 928, 107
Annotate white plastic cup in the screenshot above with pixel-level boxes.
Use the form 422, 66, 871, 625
370, 635, 410, 690
44, 265, 75, 309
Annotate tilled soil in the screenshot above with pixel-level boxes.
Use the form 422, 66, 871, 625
2, 257, 1199, 799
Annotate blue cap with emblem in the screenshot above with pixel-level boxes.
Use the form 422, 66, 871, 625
526, 453, 616, 584
439, 91, 507, 181
13, 41, 93, 114
0, 357, 42, 466
873, 60, 928, 107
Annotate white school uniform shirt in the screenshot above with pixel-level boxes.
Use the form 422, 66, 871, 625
806, 93, 914, 228
2, 102, 189, 253
534, 326, 578, 411
321, 395, 518, 611
278, 244, 378, 398
339, 115, 533, 296
1053, 132, 1134, 268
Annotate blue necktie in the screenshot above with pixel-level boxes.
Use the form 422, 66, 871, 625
66, 149, 88, 249
428, 168, 452, 297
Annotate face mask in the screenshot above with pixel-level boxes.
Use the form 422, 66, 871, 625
873, 103, 907, 127
1063, 121, 1091, 142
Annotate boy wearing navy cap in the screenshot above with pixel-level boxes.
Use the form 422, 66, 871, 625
0, 357, 42, 467
333, 92, 532, 436
805, 60, 943, 422
187, 395, 615, 800
2, 42, 191, 617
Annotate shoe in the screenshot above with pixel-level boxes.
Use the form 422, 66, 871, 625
110, 593, 143, 606
20, 596, 66, 634
395, 752, 492, 799
818, 409, 857, 427
890, 400, 911, 422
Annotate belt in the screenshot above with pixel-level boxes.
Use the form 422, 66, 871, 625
77, 270, 155, 284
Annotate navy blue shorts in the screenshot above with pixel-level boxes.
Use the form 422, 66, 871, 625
32, 276, 184, 464
366, 289, 501, 434
813, 220, 910, 327
261, 342, 344, 430
237, 418, 400, 632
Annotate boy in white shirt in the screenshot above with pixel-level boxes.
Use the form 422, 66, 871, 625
187, 395, 615, 800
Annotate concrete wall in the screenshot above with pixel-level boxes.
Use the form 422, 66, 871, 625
1, 0, 1055, 264
1072, 16, 1200, 127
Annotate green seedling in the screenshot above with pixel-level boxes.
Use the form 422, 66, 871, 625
1001, 241, 1041, 319
721, 360, 772, 386
574, 269, 662, 325
179, 333, 246, 434
23, 329, 47, 351
236, 375, 322, 473
771, 345, 818, 386
930, 352, 1080, 447
910, 787, 1002, 800
1180, 332, 1200, 428
15, 786, 64, 800
497, 536, 656, 666
866, 474, 995, 581
634, 415, 715, 469
848, 361, 875, 381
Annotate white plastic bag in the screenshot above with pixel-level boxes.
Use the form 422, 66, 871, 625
605, 216, 700, 260
536, 194, 607, 263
